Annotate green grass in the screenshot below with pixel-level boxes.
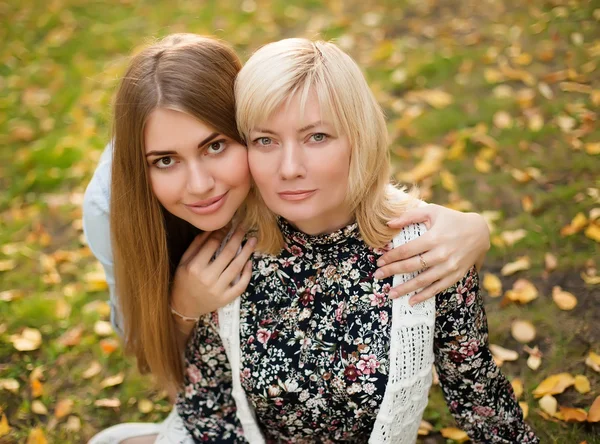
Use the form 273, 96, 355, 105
1, 0, 599, 442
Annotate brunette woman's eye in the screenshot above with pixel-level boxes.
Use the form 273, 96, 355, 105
206, 140, 227, 154
310, 133, 328, 143
153, 156, 176, 169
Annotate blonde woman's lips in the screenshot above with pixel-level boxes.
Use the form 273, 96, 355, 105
278, 190, 316, 201
184, 192, 228, 215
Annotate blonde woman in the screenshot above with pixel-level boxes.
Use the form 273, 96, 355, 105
174, 39, 539, 443
86, 35, 492, 443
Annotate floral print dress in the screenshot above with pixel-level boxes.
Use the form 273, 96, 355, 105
177, 220, 538, 443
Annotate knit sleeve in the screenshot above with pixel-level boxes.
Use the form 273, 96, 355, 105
175, 312, 248, 443
433, 267, 539, 443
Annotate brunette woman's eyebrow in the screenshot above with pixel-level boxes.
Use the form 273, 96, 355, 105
145, 150, 176, 157
199, 132, 220, 147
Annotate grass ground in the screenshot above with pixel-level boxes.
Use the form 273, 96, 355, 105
1, 0, 599, 442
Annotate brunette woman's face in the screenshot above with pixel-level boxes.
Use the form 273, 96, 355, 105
144, 108, 250, 231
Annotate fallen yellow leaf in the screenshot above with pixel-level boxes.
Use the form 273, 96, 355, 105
490, 344, 519, 365
501, 256, 531, 276
138, 399, 154, 414
84, 271, 108, 292
82, 361, 102, 379
557, 406, 587, 422
100, 338, 120, 355
0, 413, 9, 436
560, 212, 588, 236
396, 145, 445, 183
545, 253, 558, 271
440, 170, 457, 192
511, 320, 536, 343
585, 223, 600, 242
482, 273, 502, 297
31, 377, 44, 398
100, 372, 124, 389
10, 327, 42, 351
581, 271, 600, 285
521, 195, 534, 213
55, 398, 74, 419
539, 394, 558, 416
588, 396, 600, 422
511, 378, 524, 399
552, 286, 578, 310
65, 415, 81, 432
519, 402, 529, 419
500, 229, 528, 246
440, 427, 469, 442
505, 279, 538, 304
585, 142, 600, 155
0, 378, 20, 394
585, 352, 600, 372
574, 375, 591, 394
26, 427, 48, 444
533, 373, 575, 398
31, 400, 48, 415
94, 320, 113, 337
94, 398, 121, 408
58, 325, 84, 347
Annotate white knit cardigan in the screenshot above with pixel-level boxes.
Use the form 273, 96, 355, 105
217, 222, 436, 444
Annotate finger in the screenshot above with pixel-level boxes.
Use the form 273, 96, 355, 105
191, 231, 227, 268
222, 260, 252, 304
179, 231, 212, 266
376, 252, 438, 279
209, 228, 246, 272
377, 232, 433, 266
409, 273, 460, 306
386, 205, 433, 229
389, 266, 444, 299
216, 238, 256, 291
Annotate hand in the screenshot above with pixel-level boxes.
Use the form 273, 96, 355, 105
375, 204, 490, 305
170, 228, 256, 320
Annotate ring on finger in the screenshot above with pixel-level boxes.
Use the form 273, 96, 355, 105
418, 254, 428, 271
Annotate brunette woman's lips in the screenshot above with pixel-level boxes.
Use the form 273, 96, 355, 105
278, 190, 316, 201
184, 192, 228, 215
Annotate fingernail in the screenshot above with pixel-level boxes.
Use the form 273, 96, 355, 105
377, 259, 385, 267
389, 290, 398, 299
374, 270, 383, 279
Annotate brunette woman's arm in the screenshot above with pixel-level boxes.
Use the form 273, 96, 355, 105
377, 205, 490, 305
433, 267, 539, 443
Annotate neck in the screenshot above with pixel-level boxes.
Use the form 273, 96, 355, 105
288, 211, 355, 236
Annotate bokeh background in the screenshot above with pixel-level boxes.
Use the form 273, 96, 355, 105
1, 0, 599, 442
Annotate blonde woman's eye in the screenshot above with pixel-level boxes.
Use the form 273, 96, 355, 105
254, 137, 272, 146
207, 140, 226, 154
153, 156, 175, 169
310, 133, 327, 143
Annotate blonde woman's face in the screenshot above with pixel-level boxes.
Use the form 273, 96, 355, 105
248, 92, 353, 235
144, 108, 250, 231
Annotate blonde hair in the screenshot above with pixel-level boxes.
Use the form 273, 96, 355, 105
236, 38, 417, 254
110, 33, 242, 389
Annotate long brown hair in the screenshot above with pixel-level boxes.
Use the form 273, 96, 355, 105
110, 34, 242, 388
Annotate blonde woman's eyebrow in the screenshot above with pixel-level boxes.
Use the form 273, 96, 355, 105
297, 121, 324, 133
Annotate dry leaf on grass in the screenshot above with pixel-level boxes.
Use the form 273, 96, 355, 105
26, 428, 48, 444
100, 372, 124, 389
560, 212, 588, 236
501, 257, 531, 276
94, 398, 121, 408
511, 320, 536, 343
10, 327, 42, 351
0, 413, 10, 436
545, 253, 558, 271
556, 406, 587, 422
94, 320, 113, 337
440, 427, 469, 442
574, 375, 591, 394
552, 286, 578, 310
533, 373, 575, 397
138, 399, 154, 414
83, 361, 102, 379
539, 394, 558, 416
581, 271, 600, 285
519, 402, 529, 419
505, 279, 538, 304
55, 398, 74, 419
57, 325, 84, 347
511, 378, 524, 399
585, 223, 600, 242
31, 400, 48, 415
0, 378, 19, 394
483, 273, 502, 297
524, 345, 543, 370
588, 396, 600, 422
490, 344, 519, 366
396, 145, 446, 183
585, 352, 600, 372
